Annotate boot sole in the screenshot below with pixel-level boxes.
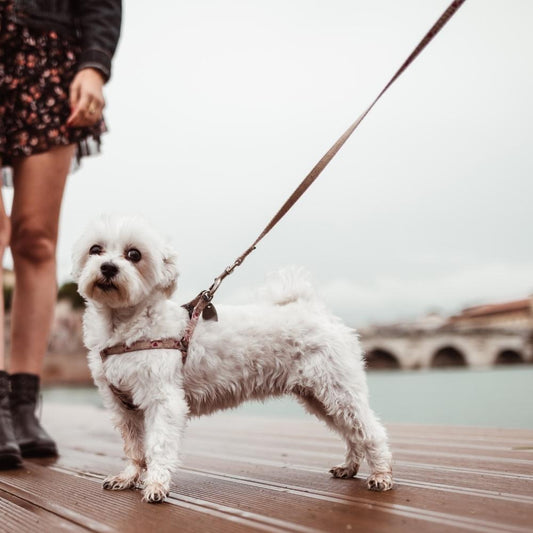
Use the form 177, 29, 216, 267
0, 452, 23, 469
20, 443, 58, 458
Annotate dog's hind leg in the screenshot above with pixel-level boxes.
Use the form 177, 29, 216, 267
298, 380, 393, 491
103, 411, 145, 491
295, 388, 364, 479
141, 387, 189, 503
350, 405, 393, 491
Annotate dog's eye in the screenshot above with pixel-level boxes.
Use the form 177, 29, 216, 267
126, 248, 142, 263
89, 244, 103, 255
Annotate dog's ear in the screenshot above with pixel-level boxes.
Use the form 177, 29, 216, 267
158, 247, 179, 297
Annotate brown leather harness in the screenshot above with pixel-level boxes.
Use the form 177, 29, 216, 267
99, 299, 218, 365
99, 297, 218, 410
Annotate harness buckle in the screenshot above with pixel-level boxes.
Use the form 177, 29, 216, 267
201, 289, 213, 302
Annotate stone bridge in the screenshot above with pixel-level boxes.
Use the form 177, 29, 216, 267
359, 327, 533, 369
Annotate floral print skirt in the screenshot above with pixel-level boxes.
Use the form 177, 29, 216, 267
0, 0, 105, 185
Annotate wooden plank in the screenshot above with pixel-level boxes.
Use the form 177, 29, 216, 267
0, 488, 87, 532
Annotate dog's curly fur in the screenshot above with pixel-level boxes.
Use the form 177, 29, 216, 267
72, 215, 393, 503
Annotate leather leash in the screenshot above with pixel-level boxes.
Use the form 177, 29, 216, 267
182, 0, 466, 330
101, 0, 466, 370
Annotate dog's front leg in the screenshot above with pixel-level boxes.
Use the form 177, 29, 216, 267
103, 410, 145, 491
141, 387, 188, 503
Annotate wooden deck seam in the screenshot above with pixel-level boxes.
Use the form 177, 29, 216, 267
397, 460, 533, 480
188, 430, 533, 452
189, 425, 533, 445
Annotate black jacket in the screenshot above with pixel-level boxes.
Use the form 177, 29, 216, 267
11, 0, 122, 81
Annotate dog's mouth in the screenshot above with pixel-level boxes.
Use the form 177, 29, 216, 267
95, 279, 118, 292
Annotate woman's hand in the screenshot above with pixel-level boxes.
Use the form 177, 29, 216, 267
67, 68, 105, 127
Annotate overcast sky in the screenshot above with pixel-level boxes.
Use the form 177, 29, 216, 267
6, 0, 532, 326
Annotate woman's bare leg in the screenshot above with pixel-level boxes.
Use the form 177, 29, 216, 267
9, 145, 74, 375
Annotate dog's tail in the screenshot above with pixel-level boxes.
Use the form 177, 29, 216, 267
258, 266, 318, 306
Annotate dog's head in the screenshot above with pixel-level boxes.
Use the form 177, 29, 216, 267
72, 215, 178, 308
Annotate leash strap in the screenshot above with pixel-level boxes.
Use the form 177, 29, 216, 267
204, 0, 466, 300
183, 0, 466, 349
256, 1, 467, 244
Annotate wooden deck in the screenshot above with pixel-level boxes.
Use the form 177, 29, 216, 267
0, 403, 532, 532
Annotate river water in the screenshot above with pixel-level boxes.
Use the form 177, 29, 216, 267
44, 366, 533, 430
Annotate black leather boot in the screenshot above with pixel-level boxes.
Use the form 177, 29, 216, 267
10, 373, 58, 458
0, 371, 22, 468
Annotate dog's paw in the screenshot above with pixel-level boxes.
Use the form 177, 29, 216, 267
103, 474, 137, 491
329, 463, 359, 479
142, 482, 169, 504
367, 471, 393, 491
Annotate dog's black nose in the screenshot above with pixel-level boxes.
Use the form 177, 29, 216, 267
100, 262, 119, 279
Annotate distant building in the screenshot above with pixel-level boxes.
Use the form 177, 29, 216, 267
360, 296, 533, 370
449, 297, 533, 330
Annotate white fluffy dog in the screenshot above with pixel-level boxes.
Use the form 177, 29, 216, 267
72, 216, 393, 503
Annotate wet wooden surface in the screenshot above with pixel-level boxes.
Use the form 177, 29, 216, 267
0, 403, 532, 532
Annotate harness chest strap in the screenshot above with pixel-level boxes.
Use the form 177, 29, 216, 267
99, 297, 217, 364
99, 299, 216, 410
100, 337, 188, 363
100, 338, 186, 411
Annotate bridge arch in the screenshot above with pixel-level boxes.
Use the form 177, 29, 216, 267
495, 349, 524, 365
365, 348, 400, 370
431, 346, 467, 368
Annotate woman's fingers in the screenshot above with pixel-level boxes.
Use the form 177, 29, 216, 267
67, 97, 103, 126
67, 68, 105, 127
